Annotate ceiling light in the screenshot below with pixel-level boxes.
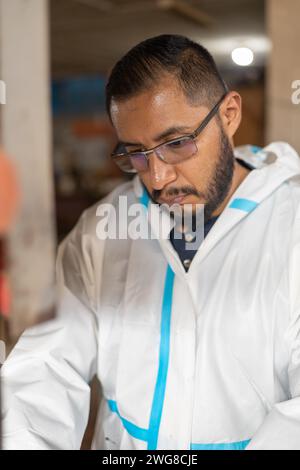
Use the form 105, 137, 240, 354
231, 47, 254, 66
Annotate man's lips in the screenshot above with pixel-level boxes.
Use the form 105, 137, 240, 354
159, 195, 187, 205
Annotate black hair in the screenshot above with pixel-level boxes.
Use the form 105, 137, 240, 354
105, 34, 228, 117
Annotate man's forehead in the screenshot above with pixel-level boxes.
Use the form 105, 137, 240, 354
110, 84, 208, 146
111, 81, 184, 118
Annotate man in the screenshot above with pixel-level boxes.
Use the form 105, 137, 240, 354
2, 34, 300, 450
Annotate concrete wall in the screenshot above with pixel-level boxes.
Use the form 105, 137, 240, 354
266, 0, 300, 152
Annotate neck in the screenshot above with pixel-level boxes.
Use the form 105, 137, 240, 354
211, 160, 251, 218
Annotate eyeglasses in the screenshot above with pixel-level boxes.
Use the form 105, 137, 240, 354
111, 93, 227, 174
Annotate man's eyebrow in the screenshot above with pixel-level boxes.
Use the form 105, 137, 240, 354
119, 125, 193, 148
153, 125, 193, 143
118, 140, 140, 148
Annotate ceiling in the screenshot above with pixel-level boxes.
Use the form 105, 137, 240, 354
50, 0, 267, 81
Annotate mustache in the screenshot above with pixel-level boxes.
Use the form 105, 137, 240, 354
152, 186, 202, 201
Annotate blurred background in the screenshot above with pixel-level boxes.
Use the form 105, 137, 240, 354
0, 0, 300, 449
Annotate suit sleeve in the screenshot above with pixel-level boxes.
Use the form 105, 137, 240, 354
1, 213, 99, 449
247, 210, 300, 450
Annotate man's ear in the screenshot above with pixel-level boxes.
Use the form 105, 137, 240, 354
219, 91, 242, 140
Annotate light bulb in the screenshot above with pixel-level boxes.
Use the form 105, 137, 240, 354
231, 47, 254, 66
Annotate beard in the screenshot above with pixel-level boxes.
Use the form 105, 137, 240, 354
152, 124, 235, 224
202, 125, 234, 222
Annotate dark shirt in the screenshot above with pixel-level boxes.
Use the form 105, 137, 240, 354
169, 216, 219, 271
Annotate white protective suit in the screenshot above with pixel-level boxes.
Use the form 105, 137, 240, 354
2, 141, 300, 450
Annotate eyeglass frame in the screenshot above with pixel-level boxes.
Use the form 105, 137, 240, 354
111, 92, 228, 172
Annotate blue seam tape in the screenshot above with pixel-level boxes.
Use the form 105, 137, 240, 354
107, 399, 251, 450
107, 399, 149, 442
139, 185, 150, 208
190, 439, 251, 450
251, 145, 262, 154
147, 265, 175, 450
229, 198, 258, 213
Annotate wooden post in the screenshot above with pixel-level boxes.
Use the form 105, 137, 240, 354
0, 0, 56, 338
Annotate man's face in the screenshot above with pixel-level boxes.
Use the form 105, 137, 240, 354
110, 76, 236, 220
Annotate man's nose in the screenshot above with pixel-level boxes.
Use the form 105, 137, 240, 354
148, 151, 177, 190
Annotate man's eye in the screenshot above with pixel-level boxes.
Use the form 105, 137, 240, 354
168, 138, 189, 149
125, 147, 142, 153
